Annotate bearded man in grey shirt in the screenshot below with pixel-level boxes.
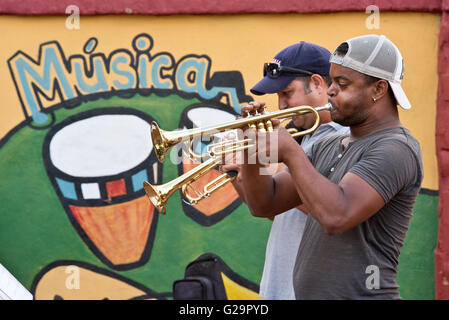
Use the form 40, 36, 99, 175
237, 35, 423, 299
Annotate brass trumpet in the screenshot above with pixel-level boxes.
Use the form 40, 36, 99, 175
144, 103, 331, 212
151, 104, 331, 163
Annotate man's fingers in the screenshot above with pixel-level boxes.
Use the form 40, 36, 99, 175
220, 163, 241, 173
241, 101, 266, 117
271, 118, 281, 128
223, 131, 236, 140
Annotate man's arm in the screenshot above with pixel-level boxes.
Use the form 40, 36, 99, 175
241, 126, 387, 235
240, 161, 303, 218
284, 145, 385, 234
224, 161, 300, 219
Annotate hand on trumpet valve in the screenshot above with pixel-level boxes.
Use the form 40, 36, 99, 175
240, 101, 280, 132
241, 101, 265, 117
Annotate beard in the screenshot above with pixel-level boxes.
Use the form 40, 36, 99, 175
330, 100, 369, 127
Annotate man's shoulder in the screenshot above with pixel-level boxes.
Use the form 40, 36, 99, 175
366, 126, 422, 157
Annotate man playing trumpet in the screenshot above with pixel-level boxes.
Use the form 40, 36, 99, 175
222, 41, 348, 300
223, 35, 423, 299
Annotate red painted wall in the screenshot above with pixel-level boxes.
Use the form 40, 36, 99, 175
436, 1, 449, 300
0, 0, 443, 15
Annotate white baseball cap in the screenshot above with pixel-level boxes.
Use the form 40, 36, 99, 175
330, 35, 411, 110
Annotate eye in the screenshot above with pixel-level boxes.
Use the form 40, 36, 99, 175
281, 90, 293, 98
337, 81, 348, 89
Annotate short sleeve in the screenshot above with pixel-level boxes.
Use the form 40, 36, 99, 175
349, 140, 421, 203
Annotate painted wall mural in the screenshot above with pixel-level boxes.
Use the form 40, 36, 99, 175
1, 32, 269, 299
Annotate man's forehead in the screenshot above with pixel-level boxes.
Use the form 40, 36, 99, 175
330, 63, 363, 80
281, 79, 300, 91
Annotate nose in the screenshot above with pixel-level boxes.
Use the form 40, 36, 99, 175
278, 96, 288, 110
327, 82, 337, 98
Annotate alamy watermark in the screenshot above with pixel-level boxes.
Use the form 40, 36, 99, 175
65, 265, 80, 290
365, 5, 380, 30
365, 265, 380, 290
66, 5, 80, 30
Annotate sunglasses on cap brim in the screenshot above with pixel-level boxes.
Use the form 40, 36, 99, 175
263, 63, 314, 78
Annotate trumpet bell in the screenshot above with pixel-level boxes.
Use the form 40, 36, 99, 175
143, 157, 221, 213
143, 181, 165, 213
151, 121, 169, 163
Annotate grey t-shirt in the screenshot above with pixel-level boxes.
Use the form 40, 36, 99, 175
259, 122, 348, 300
293, 126, 423, 300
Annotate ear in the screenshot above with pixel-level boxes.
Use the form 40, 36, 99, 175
310, 74, 326, 94
373, 79, 389, 101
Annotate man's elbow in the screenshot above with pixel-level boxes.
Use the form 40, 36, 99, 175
312, 202, 349, 235
323, 225, 344, 235
249, 207, 268, 218
321, 216, 348, 236
248, 205, 276, 219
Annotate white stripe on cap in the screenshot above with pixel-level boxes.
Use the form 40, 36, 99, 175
363, 35, 386, 67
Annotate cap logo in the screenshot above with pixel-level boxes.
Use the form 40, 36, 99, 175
271, 58, 281, 65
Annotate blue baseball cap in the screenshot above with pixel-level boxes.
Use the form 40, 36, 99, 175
251, 41, 331, 95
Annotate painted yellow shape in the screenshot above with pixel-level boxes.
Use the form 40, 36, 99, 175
34, 264, 155, 300
221, 272, 263, 300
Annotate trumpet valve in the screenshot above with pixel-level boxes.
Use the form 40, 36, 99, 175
265, 120, 274, 132
257, 121, 266, 132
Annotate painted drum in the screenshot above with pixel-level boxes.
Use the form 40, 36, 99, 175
177, 103, 242, 226
42, 107, 162, 270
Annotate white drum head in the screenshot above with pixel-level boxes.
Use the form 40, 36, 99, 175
49, 114, 153, 177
